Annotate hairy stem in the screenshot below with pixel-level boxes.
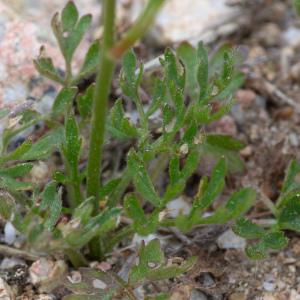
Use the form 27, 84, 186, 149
110, 0, 166, 59
86, 0, 116, 201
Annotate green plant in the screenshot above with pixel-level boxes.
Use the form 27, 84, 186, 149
233, 160, 300, 259
226, 0, 300, 261
0, 0, 270, 298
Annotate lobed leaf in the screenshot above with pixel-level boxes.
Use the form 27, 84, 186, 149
127, 150, 161, 207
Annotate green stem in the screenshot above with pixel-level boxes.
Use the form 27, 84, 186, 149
110, 0, 166, 59
86, 0, 116, 201
86, 0, 116, 261
108, 167, 132, 208
65, 248, 88, 268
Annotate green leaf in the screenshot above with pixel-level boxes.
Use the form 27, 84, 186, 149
278, 197, 300, 231
61, 1, 79, 33
162, 48, 185, 90
40, 181, 57, 210
130, 239, 196, 283
109, 99, 139, 139
77, 84, 94, 119
197, 42, 209, 100
63, 116, 81, 175
0, 191, 15, 220
34, 46, 64, 84
281, 160, 300, 194
246, 242, 268, 260
245, 231, 288, 260
40, 182, 62, 230
169, 156, 181, 185
99, 178, 121, 199
262, 232, 288, 250
206, 134, 244, 151
127, 150, 161, 207
73, 197, 93, 225
0, 140, 32, 163
52, 2, 92, 64
78, 41, 100, 79
176, 42, 198, 99
216, 73, 244, 100
21, 127, 64, 160
124, 193, 158, 235
146, 79, 167, 117
0, 176, 33, 191
0, 163, 33, 177
52, 87, 78, 117
198, 188, 256, 224
233, 218, 265, 239
120, 50, 141, 101
294, 0, 300, 17
192, 158, 226, 212
66, 208, 121, 248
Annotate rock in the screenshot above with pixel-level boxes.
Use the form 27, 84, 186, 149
190, 289, 208, 300
0, 258, 25, 270
29, 258, 67, 292
3, 222, 17, 245
129, 0, 241, 45
240, 146, 253, 158
217, 229, 246, 250
235, 89, 256, 109
166, 197, 191, 218
0, 278, 15, 300
29, 161, 50, 185
263, 281, 275, 292
283, 27, 300, 48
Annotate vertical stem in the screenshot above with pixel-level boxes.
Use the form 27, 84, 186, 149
86, 0, 116, 201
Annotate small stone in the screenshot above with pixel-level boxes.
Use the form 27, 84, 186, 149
240, 146, 253, 158
217, 229, 246, 250
4, 222, 17, 245
263, 281, 275, 292
283, 27, 300, 48
0, 258, 25, 270
179, 143, 189, 155
29, 259, 67, 292
67, 271, 82, 284
190, 289, 207, 300
166, 197, 191, 218
29, 161, 49, 184
235, 89, 256, 109
92, 279, 107, 290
